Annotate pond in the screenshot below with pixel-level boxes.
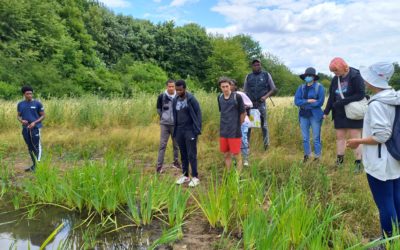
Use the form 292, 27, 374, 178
0, 203, 164, 249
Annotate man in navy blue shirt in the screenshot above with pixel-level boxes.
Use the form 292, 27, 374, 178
17, 86, 45, 172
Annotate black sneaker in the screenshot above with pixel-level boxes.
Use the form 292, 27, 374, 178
172, 160, 181, 169
303, 155, 310, 163
354, 160, 362, 174
156, 165, 163, 173
264, 144, 269, 151
24, 166, 35, 172
335, 155, 344, 167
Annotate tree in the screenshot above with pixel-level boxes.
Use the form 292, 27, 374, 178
262, 54, 299, 96
232, 34, 263, 62
205, 36, 248, 90
168, 24, 212, 81
390, 62, 400, 90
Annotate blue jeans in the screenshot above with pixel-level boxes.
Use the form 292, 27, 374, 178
367, 174, 400, 237
299, 115, 322, 157
241, 122, 249, 159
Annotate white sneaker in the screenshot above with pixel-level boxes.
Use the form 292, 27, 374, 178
188, 177, 200, 187
243, 160, 249, 167
176, 175, 190, 185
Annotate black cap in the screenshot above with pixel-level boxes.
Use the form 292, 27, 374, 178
251, 58, 261, 64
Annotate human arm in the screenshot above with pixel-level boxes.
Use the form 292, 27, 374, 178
27, 111, 45, 129
323, 80, 334, 117
156, 94, 162, 116
309, 84, 325, 108
347, 103, 393, 148
261, 73, 277, 101
237, 94, 246, 124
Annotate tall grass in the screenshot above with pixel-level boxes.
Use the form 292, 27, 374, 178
0, 94, 391, 247
192, 165, 369, 249
167, 186, 190, 238
0, 157, 14, 198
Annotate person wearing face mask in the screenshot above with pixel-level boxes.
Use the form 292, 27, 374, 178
324, 57, 366, 172
294, 67, 325, 163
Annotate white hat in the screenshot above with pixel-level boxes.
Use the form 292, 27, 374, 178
360, 62, 394, 89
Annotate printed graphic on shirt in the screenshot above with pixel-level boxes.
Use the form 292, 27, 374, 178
335, 76, 349, 95
176, 99, 188, 111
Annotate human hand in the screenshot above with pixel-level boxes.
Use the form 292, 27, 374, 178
21, 120, 29, 126
347, 139, 361, 149
307, 99, 317, 103
27, 122, 36, 129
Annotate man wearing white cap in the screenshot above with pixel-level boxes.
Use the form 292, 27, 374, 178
347, 62, 400, 238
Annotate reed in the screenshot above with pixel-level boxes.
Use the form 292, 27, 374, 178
167, 186, 190, 238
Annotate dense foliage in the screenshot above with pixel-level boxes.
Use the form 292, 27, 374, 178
0, 0, 398, 99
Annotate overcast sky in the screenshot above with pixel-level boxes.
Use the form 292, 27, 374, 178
99, 0, 400, 74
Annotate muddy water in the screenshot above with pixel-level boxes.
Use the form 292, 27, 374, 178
0, 203, 164, 249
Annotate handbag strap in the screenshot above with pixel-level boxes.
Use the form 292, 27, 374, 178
337, 77, 345, 99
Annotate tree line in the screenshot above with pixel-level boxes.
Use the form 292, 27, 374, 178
0, 0, 398, 99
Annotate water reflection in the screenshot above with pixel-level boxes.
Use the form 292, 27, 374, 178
0, 203, 163, 249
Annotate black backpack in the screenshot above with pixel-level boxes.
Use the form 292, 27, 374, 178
370, 100, 400, 160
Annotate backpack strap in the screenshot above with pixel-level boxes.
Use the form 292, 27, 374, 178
218, 93, 238, 112
367, 99, 400, 160
218, 93, 223, 112
315, 82, 320, 99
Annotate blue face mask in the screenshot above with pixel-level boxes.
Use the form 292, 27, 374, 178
304, 76, 314, 83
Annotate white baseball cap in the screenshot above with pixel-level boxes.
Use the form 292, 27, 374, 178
360, 62, 394, 89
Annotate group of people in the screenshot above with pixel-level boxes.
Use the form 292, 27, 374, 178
155, 57, 400, 239
294, 58, 400, 239
17, 57, 400, 239
155, 59, 277, 187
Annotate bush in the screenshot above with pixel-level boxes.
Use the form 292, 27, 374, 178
121, 61, 169, 94
0, 81, 19, 100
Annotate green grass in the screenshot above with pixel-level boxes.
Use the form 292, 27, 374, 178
0, 94, 396, 248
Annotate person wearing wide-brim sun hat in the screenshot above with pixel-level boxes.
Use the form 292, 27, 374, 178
294, 67, 325, 163
347, 62, 400, 238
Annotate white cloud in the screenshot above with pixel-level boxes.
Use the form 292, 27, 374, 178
170, 0, 198, 7
170, 0, 187, 6
99, 0, 131, 8
208, 0, 400, 74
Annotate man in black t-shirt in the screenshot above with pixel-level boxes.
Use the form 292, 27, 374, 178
218, 77, 246, 169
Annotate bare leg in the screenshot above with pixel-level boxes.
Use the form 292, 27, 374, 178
224, 152, 232, 170
349, 128, 362, 160
336, 129, 347, 155
233, 153, 242, 171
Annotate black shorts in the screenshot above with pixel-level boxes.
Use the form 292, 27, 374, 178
333, 113, 363, 129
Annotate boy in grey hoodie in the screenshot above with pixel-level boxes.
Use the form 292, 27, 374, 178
156, 79, 180, 173
347, 62, 400, 238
